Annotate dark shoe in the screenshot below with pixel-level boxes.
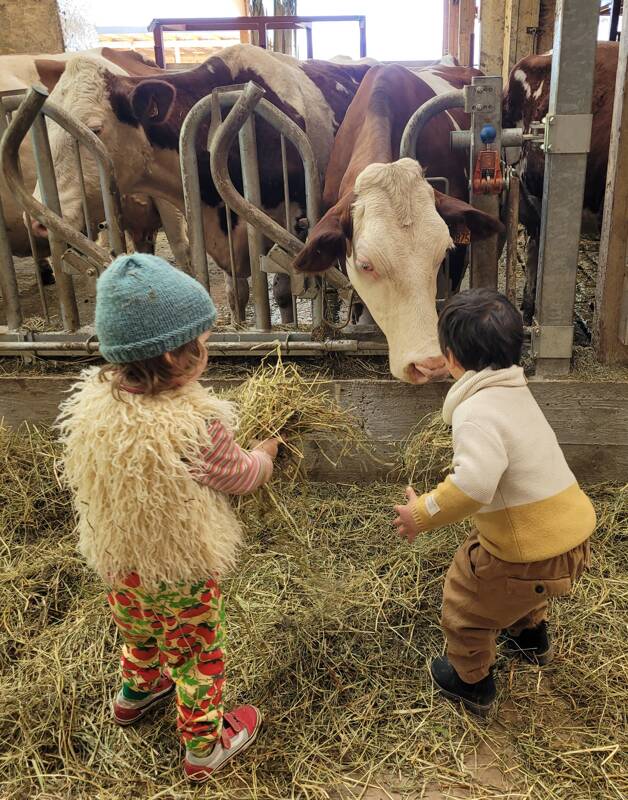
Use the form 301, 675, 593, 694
502, 621, 553, 666
430, 655, 496, 717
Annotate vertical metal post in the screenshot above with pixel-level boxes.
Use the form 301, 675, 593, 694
505, 171, 520, 305
0, 193, 22, 330
73, 140, 95, 240
468, 74, 502, 289
359, 17, 367, 57
305, 24, 314, 58
154, 24, 166, 68
30, 114, 80, 331
533, 0, 598, 377
238, 115, 271, 331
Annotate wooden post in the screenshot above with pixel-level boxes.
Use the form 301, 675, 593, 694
480, 0, 505, 76
594, 3, 628, 365
448, 1, 461, 60
537, 0, 556, 54
502, 0, 541, 83
458, 0, 476, 67
236, 0, 251, 44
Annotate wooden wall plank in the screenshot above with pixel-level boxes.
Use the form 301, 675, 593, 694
458, 0, 476, 67
594, 2, 628, 365
1, 376, 626, 485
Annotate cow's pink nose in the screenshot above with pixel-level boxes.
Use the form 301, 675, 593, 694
31, 219, 49, 238
405, 355, 449, 385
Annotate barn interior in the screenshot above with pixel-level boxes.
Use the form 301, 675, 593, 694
0, 2, 626, 799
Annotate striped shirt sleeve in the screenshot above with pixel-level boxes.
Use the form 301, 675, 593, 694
194, 420, 273, 495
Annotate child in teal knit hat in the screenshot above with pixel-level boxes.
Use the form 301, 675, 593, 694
57, 254, 278, 783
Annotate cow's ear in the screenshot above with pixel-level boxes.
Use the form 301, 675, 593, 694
293, 193, 354, 273
434, 190, 505, 242
130, 80, 176, 125
34, 59, 66, 92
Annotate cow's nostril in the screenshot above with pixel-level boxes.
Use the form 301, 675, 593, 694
32, 220, 49, 238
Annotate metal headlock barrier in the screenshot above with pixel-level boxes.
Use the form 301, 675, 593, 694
0, 84, 126, 341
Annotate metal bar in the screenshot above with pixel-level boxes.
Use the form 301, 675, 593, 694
73, 139, 95, 240
306, 25, 314, 58
280, 133, 299, 328
207, 83, 348, 292
505, 172, 520, 305
0, 338, 389, 355
24, 211, 50, 323
468, 76, 502, 290
225, 205, 242, 325
0, 86, 117, 271
0, 192, 22, 330
154, 24, 166, 68
451, 127, 524, 150
239, 113, 271, 331
610, 0, 621, 42
359, 17, 367, 57
533, 0, 599, 376
399, 91, 465, 159
179, 92, 212, 290
30, 114, 80, 331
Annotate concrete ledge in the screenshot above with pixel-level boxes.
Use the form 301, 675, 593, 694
1, 376, 626, 484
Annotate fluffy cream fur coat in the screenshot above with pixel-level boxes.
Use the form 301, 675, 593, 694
57, 368, 244, 588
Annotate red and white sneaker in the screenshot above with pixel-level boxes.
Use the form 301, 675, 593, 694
112, 676, 175, 726
183, 705, 262, 782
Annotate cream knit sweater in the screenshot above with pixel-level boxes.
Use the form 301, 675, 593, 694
411, 366, 596, 562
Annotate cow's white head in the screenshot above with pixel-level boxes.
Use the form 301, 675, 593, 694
31, 56, 155, 238
294, 158, 504, 384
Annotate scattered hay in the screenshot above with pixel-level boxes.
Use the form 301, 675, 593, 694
399, 412, 452, 491
0, 390, 626, 798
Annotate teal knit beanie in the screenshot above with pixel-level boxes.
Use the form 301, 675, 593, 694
95, 254, 217, 363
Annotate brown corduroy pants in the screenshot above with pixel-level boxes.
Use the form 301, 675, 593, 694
441, 530, 591, 683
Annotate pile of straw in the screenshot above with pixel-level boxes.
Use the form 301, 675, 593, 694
1, 373, 626, 798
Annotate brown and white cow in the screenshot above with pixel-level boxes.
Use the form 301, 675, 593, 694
502, 42, 619, 322
294, 64, 504, 384
29, 45, 373, 320
0, 48, 189, 282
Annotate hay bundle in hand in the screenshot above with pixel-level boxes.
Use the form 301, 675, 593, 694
226, 357, 372, 476
400, 411, 452, 491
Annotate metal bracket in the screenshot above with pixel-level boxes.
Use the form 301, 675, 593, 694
61, 248, 102, 278
259, 244, 317, 298
531, 323, 574, 359
542, 114, 593, 154
463, 83, 496, 114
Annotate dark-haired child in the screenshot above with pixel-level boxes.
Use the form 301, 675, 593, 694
394, 289, 595, 716
57, 254, 279, 781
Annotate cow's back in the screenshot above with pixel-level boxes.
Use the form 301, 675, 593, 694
504, 42, 619, 214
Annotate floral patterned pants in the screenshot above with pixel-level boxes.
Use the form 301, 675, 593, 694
107, 572, 225, 754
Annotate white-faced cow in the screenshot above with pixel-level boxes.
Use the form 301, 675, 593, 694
1, 48, 190, 283
293, 64, 504, 384
30, 45, 373, 320
502, 42, 619, 322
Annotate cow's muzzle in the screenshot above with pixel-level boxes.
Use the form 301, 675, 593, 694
404, 355, 449, 385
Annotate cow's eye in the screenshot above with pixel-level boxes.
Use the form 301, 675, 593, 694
357, 261, 374, 272
87, 122, 103, 135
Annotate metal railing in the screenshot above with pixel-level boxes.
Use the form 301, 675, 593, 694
180, 80, 352, 333
0, 84, 126, 333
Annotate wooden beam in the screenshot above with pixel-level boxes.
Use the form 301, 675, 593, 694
594, 3, 628, 365
1, 376, 626, 484
503, 0, 541, 83
458, 0, 476, 67
236, 0, 251, 45
448, 1, 461, 60
537, 0, 556, 53
479, 0, 505, 76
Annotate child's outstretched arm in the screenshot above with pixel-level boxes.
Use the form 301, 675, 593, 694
195, 420, 278, 495
394, 421, 508, 542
